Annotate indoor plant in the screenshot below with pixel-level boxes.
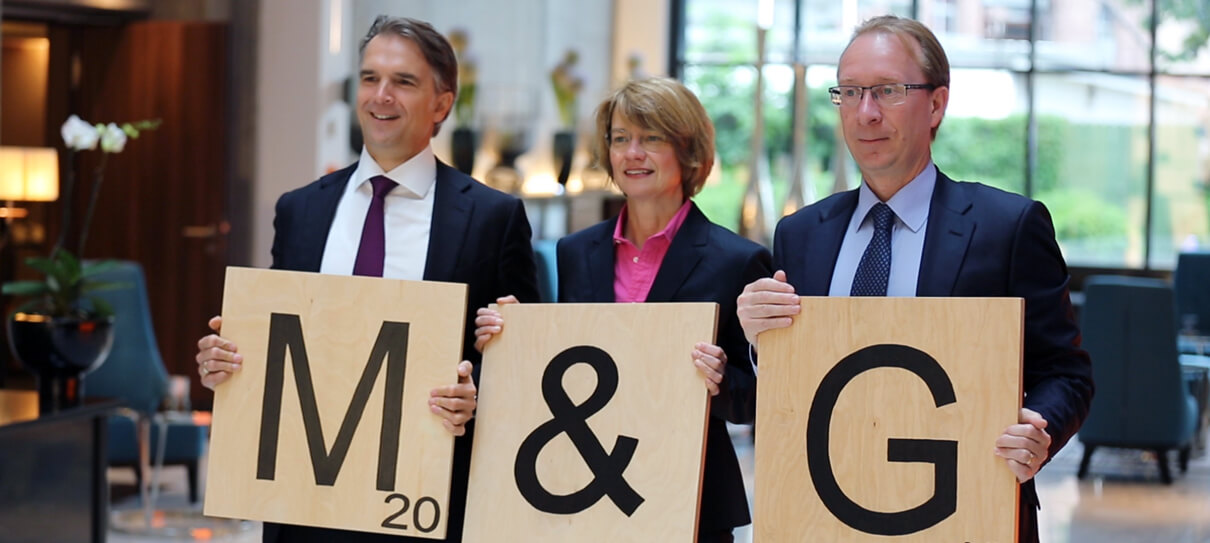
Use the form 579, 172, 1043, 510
3, 114, 159, 413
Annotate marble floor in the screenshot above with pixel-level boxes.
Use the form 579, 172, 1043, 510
107, 427, 1210, 542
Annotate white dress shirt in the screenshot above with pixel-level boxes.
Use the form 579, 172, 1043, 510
319, 146, 436, 280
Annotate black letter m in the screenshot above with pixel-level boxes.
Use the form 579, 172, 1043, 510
256, 313, 408, 491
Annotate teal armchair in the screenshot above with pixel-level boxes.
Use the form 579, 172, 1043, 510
533, 239, 559, 303
1076, 275, 1199, 484
1175, 251, 1210, 336
82, 261, 208, 502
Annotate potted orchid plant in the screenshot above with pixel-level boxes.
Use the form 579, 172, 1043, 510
2, 114, 159, 413
5, 114, 160, 317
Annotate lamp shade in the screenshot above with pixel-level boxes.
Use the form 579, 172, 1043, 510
0, 146, 59, 202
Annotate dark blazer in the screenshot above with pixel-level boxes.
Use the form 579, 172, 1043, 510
556, 202, 773, 535
772, 168, 1094, 543
265, 161, 540, 543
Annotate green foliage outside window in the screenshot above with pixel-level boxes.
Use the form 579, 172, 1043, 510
938, 114, 1137, 265
1127, 0, 1210, 63
932, 116, 1027, 195
687, 65, 839, 232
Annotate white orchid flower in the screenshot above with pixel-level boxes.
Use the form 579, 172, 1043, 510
99, 123, 128, 153
60, 114, 100, 151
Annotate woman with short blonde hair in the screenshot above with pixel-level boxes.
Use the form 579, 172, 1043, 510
478, 77, 771, 542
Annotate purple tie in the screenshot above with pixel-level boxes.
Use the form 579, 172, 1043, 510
352, 175, 397, 277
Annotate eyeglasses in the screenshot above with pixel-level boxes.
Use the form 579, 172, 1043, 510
608, 132, 672, 153
828, 83, 936, 107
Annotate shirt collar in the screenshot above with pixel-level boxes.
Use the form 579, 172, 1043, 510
855, 161, 935, 233
355, 145, 437, 198
612, 200, 694, 246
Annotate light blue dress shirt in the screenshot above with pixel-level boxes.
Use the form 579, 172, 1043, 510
828, 163, 936, 297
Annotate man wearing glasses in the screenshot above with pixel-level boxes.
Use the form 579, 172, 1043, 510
735, 14, 1093, 543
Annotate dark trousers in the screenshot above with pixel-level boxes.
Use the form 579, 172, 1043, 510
699, 529, 735, 543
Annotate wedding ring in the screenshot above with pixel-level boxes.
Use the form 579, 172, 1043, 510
201, 366, 211, 377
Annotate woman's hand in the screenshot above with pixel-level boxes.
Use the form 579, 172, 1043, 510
692, 342, 727, 397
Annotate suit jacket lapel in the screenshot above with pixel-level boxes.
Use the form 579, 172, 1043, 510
423, 161, 474, 281
797, 191, 856, 295
585, 217, 617, 302
299, 164, 354, 272
917, 170, 974, 296
645, 204, 709, 302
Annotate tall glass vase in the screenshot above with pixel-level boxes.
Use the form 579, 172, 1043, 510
451, 127, 478, 175
553, 130, 576, 187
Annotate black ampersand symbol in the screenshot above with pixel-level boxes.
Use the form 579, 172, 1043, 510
513, 345, 644, 516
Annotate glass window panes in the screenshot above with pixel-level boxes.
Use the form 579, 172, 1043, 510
1033, 0, 1152, 72
932, 69, 1028, 195
1155, 0, 1210, 75
684, 0, 800, 66
1151, 75, 1210, 266
1034, 72, 1150, 267
920, 0, 1032, 71
685, 64, 757, 230
805, 65, 849, 203
684, 0, 758, 64
763, 0, 801, 65
800, 0, 912, 63
679, 0, 1210, 269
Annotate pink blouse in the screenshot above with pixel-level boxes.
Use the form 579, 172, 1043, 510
612, 200, 693, 303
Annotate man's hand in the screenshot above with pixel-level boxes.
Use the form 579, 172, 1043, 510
994, 407, 1052, 482
196, 315, 243, 390
429, 360, 477, 436
736, 270, 800, 347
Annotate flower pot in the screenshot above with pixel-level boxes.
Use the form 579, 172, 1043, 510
553, 131, 576, 186
485, 128, 530, 193
451, 127, 478, 175
7, 313, 115, 414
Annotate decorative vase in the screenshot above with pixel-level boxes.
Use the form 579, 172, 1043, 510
7, 312, 115, 414
498, 139, 526, 170
553, 130, 576, 186
486, 127, 530, 193
451, 127, 477, 175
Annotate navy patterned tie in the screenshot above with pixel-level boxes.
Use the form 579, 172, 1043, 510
850, 202, 894, 296
352, 175, 397, 277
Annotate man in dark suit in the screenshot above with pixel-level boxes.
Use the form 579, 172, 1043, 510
736, 15, 1093, 543
196, 16, 538, 543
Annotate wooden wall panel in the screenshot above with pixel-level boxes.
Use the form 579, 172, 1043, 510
70, 21, 229, 407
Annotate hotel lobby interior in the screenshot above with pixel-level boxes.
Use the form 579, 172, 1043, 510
2, 0, 1210, 541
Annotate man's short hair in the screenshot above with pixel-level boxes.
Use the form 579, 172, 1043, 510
592, 77, 716, 200
360, 16, 458, 135
850, 15, 950, 90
